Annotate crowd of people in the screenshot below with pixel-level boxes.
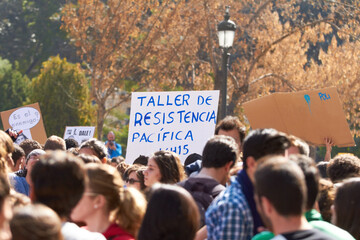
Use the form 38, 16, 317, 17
0, 116, 359, 240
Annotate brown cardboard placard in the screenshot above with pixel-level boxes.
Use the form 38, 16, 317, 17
1, 103, 47, 144
243, 87, 355, 147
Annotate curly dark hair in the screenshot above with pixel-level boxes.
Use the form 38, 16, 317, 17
327, 154, 360, 183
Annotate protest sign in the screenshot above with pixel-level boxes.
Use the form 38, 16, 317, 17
63, 126, 96, 145
243, 87, 355, 147
126, 90, 219, 163
1, 103, 47, 144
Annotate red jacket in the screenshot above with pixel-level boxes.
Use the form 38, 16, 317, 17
102, 223, 134, 240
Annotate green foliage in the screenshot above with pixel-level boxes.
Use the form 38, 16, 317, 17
27, 55, 94, 136
103, 109, 129, 156
0, 57, 29, 129
0, 0, 76, 76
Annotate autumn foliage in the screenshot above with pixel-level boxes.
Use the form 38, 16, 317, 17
62, 0, 360, 138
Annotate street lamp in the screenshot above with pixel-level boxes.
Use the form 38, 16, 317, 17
218, 6, 236, 119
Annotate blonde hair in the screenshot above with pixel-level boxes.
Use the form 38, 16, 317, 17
86, 163, 147, 237
0, 130, 14, 174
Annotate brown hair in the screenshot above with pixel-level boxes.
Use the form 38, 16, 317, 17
333, 177, 360, 239
327, 154, 360, 183
317, 178, 335, 222
0, 130, 14, 173
10, 204, 63, 240
151, 151, 185, 184
138, 184, 200, 240
215, 116, 246, 147
124, 165, 147, 191
44, 136, 66, 151
86, 164, 147, 237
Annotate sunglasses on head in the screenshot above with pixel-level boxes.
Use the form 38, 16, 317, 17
126, 178, 141, 184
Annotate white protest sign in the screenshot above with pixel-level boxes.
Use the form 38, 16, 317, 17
126, 90, 219, 163
63, 126, 96, 145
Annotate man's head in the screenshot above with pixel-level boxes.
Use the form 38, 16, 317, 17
288, 135, 310, 156
254, 156, 307, 231
65, 138, 79, 150
202, 135, 238, 169
215, 116, 246, 152
30, 151, 86, 219
12, 145, 25, 172
242, 128, 290, 183
327, 154, 360, 183
107, 131, 115, 141
79, 138, 108, 161
289, 154, 320, 211
19, 139, 42, 159
44, 135, 66, 151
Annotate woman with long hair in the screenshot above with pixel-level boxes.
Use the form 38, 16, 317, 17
71, 163, 147, 240
143, 150, 186, 187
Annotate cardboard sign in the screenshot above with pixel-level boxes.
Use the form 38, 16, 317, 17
63, 126, 96, 146
243, 87, 355, 147
126, 90, 219, 163
1, 103, 47, 144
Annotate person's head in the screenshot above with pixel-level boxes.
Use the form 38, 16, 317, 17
138, 184, 199, 240
0, 172, 11, 240
133, 155, 148, 166
289, 154, 320, 211
10, 204, 63, 240
110, 156, 125, 167
107, 131, 115, 141
0, 130, 14, 173
184, 153, 202, 167
44, 136, 66, 151
144, 151, 185, 187
215, 116, 246, 152
124, 165, 147, 191
12, 145, 25, 172
332, 177, 360, 239
71, 163, 146, 237
31, 151, 86, 219
316, 161, 329, 179
202, 135, 238, 168
327, 154, 360, 183
65, 138, 79, 150
288, 135, 310, 156
79, 138, 108, 163
19, 139, 42, 159
77, 153, 101, 164
24, 149, 46, 181
318, 178, 335, 223
242, 128, 290, 182
254, 156, 306, 232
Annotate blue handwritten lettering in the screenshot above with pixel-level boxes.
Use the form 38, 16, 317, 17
318, 92, 331, 101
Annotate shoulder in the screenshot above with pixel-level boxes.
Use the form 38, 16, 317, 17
62, 222, 106, 240
278, 228, 336, 240
103, 223, 134, 240
310, 221, 355, 240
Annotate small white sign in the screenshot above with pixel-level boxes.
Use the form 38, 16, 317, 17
126, 90, 219, 163
63, 126, 96, 146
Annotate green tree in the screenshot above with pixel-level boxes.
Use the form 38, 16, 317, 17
0, 57, 28, 112
28, 56, 94, 136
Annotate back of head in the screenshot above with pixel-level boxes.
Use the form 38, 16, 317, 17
215, 116, 246, 145
86, 163, 146, 236
255, 156, 307, 216
44, 136, 66, 151
184, 153, 202, 167
138, 184, 199, 240
64, 138, 79, 150
152, 151, 185, 184
288, 135, 310, 156
10, 204, 63, 240
19, 139, 42, 158
317, 178, 335, 223
77, 154, 101, 164
333, 177, 360, 239
79, 138, 108, 160
0, 130, 14, 173
289, 154, 320, 210
202, 135, 238, 168
31, 151, 85, 218
133, 155, 148, 166
12, 145, 25, 166
243, 128, 290, 170
327, 154, 360, 183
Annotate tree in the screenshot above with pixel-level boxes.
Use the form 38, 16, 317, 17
0, 57, 28, 113
62, 0, 360, 139
27, 56, 94, 136
0, 0, 77, 76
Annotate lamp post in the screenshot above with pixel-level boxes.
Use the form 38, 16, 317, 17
218, 6, 236, 119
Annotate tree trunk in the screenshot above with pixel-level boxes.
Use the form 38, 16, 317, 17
96, 103, 106, 140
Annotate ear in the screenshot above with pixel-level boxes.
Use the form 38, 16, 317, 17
246, 156, 256, 169
224, 161, 234, 172
261, 196, 273, 216
94, 194, 107, 209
